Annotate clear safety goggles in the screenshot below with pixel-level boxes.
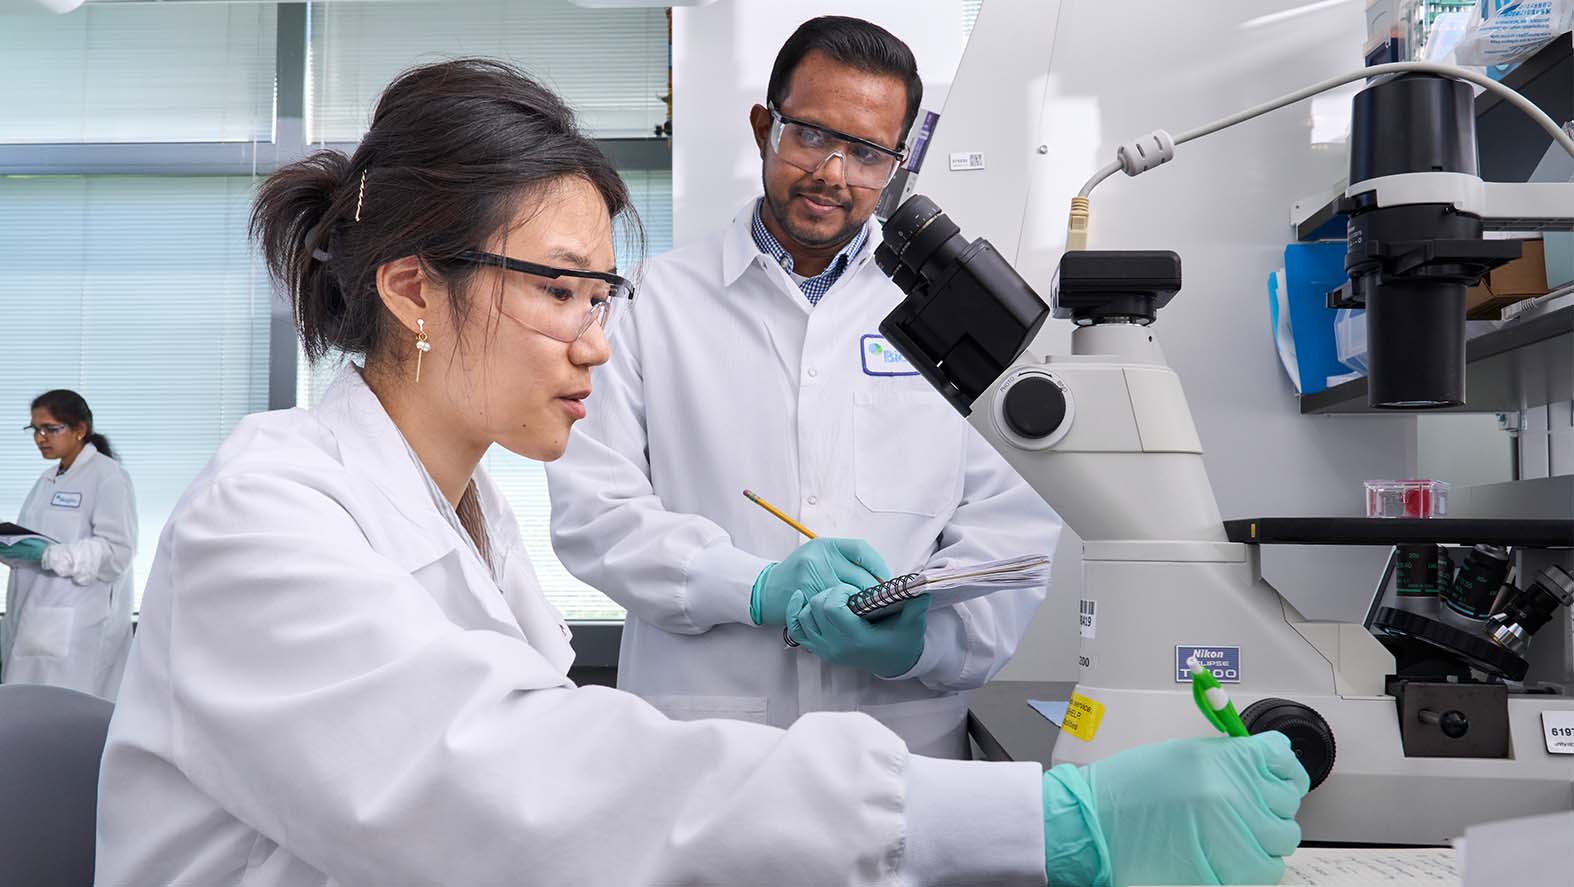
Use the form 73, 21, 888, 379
457, 250, 634, 344
24, 423, 69, 438
767, 103, 906, 190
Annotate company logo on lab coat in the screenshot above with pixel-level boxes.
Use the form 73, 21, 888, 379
50, 491, 83, 509
860, 334, 919, 377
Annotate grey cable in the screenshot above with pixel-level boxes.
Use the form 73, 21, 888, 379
1078, 61, 1574, 198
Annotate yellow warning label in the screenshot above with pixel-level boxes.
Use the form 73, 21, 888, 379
1060, 692, 1106, 742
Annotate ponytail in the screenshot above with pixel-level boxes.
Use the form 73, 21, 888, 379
85, 432, 115, 461
250, 149, 361, 364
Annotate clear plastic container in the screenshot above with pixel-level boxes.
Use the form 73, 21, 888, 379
1335, 308, 1368, 374
1365, 480, 1449, 518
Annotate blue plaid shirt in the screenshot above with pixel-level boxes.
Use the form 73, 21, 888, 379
750, 200, 870, 306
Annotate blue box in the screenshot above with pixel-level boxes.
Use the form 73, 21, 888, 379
1268, 242, 1352, 395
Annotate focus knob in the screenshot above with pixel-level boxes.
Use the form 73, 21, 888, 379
1002, 375, 1067, 439
1239, 698, 1337, 791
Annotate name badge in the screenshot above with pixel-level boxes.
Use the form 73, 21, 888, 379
860, 334, 919, 377
51, 491, 83, 509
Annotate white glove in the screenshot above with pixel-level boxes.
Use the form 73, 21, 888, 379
41, 540, 112, 586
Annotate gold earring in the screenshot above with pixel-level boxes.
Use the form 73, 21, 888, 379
414, 319, 431, 383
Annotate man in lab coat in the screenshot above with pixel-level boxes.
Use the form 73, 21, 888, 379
547, 15, 1062, 758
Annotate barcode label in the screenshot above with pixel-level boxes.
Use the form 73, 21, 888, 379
1079, 599, 1097, 639
948, 151, 986, 171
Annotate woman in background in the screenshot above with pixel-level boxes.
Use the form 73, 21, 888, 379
0, 389, 136, 699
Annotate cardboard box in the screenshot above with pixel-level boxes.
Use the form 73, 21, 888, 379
1467, 239, 1549, 320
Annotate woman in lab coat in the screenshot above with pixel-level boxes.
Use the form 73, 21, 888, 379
0, 389, 135, 700
96, 59, 1308, 887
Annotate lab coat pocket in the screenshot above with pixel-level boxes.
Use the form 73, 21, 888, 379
857, 693, 970, 759
13, 605, 75, 660
853, 391, 965, 515
644, 694, 769, 725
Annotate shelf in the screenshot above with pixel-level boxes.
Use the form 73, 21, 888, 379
1449, 476, 1574, 521
1299, 302, 1573, 413
1224, 517, 1574, 547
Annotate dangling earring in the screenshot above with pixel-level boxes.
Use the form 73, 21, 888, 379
414, 319, 431, 383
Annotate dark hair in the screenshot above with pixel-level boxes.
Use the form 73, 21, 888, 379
32, 389, 114, 460
251, 58, 638, 366
767, 16, 923, 145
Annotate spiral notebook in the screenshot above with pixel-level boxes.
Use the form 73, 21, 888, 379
848, 554, 1052, 619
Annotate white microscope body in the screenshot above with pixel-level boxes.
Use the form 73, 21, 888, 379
963, 317, 1572, 844
872, 0, 1574, 844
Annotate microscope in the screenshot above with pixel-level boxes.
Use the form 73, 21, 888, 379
873, 70, 1574, 844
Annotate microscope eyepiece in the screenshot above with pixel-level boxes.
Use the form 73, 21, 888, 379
874, 195, 1051, 416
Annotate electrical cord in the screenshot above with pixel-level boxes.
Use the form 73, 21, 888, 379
1066, 62, 1574, 250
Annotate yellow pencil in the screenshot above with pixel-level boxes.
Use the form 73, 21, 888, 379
742, 489, 818, 539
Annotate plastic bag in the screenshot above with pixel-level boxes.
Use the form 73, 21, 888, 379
1454, 0, 1574, 68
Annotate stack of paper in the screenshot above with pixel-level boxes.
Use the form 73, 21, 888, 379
920, 554, 1052, 607
1459, 810, 1573, 886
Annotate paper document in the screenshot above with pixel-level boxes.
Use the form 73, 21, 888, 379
1279, 848, 1456, 885
850, 555, 1051, 618
1152, 848, 1457, 887
1460, 810, 1573, 886
912, 555, 1052, 609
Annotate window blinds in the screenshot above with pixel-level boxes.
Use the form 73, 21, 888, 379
308, 0, 668, 142
0, 3, 276, 143
0, 176, 273, 605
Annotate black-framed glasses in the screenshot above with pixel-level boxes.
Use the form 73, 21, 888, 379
24, 423, 69, 438
456, 250, 635, 343
767, 103, 906, 189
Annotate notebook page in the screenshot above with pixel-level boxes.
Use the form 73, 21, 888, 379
1149, 847, 1457, 887
920, 554, 1051, 609
1278, 847, 1457, 885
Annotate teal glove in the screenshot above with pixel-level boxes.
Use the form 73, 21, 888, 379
784, 584, 930, 678
750, 538, 888, 626
1043, 732, 1308, 887
0, 539, 48, 562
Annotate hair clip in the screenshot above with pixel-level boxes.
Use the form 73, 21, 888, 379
311, 248, 333, 263
354, 170, 367, 223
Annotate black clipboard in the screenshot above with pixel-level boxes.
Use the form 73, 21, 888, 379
0, 522, 57, 543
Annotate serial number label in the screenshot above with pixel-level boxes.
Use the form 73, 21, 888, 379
1544, 712, 1574, 754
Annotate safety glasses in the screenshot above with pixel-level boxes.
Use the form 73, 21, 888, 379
24, 423, 70, 438
767, 103, 906, 190
456, 250, 634, 343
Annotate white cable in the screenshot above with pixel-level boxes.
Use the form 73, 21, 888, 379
1116, 129, 1176, 176
1079, 161, 1123, 199
1076, 62, 1574, 198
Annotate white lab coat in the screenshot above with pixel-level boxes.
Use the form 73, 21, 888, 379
546, 202, 1062, 759
95, 368, 1046, 887
1, 442, 135, 700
